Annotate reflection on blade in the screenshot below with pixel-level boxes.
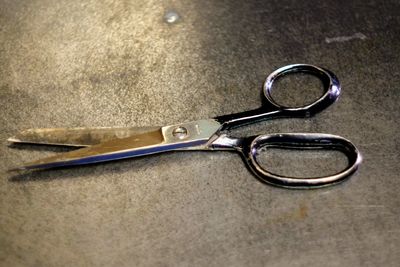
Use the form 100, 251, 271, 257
11, 128, 166, 170
7, 127, 161, 147
9, 119, 222, 171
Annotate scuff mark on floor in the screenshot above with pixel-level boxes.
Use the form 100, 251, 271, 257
325, 32, 367, 43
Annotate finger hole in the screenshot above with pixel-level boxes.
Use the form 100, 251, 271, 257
268, 72, 326, 108
255, 147, 349, 178
246, 133, 360, 188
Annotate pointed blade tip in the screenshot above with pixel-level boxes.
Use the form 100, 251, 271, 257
7, 137, 21, 143
7, 166, 28, 172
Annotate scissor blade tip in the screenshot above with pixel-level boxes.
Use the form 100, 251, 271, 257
7, 137, 21, 143
7, 166, 28, 172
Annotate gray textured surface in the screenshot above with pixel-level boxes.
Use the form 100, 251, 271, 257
1, 0, 399, 266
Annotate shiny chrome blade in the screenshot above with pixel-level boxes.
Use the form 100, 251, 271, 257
7, 127, 161, 147
10, 119, 222, 171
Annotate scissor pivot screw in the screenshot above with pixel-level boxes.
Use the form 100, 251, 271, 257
172, 126, 188, 139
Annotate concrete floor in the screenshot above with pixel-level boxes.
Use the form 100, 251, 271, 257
1, 0, 399, 266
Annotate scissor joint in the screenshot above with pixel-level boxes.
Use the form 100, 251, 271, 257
161, 119, 222, 146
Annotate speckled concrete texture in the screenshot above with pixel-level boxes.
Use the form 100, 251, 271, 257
1, 0, 399, 266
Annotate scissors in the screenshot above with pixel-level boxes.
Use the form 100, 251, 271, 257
8, 64, 361, 188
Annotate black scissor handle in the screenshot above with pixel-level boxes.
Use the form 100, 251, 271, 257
240, 133, 361, 189
215, 64, 340, 130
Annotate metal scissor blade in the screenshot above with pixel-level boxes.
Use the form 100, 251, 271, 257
7, 127, 161, 147
9, 119, 222, 171
10, 128, 164, 170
